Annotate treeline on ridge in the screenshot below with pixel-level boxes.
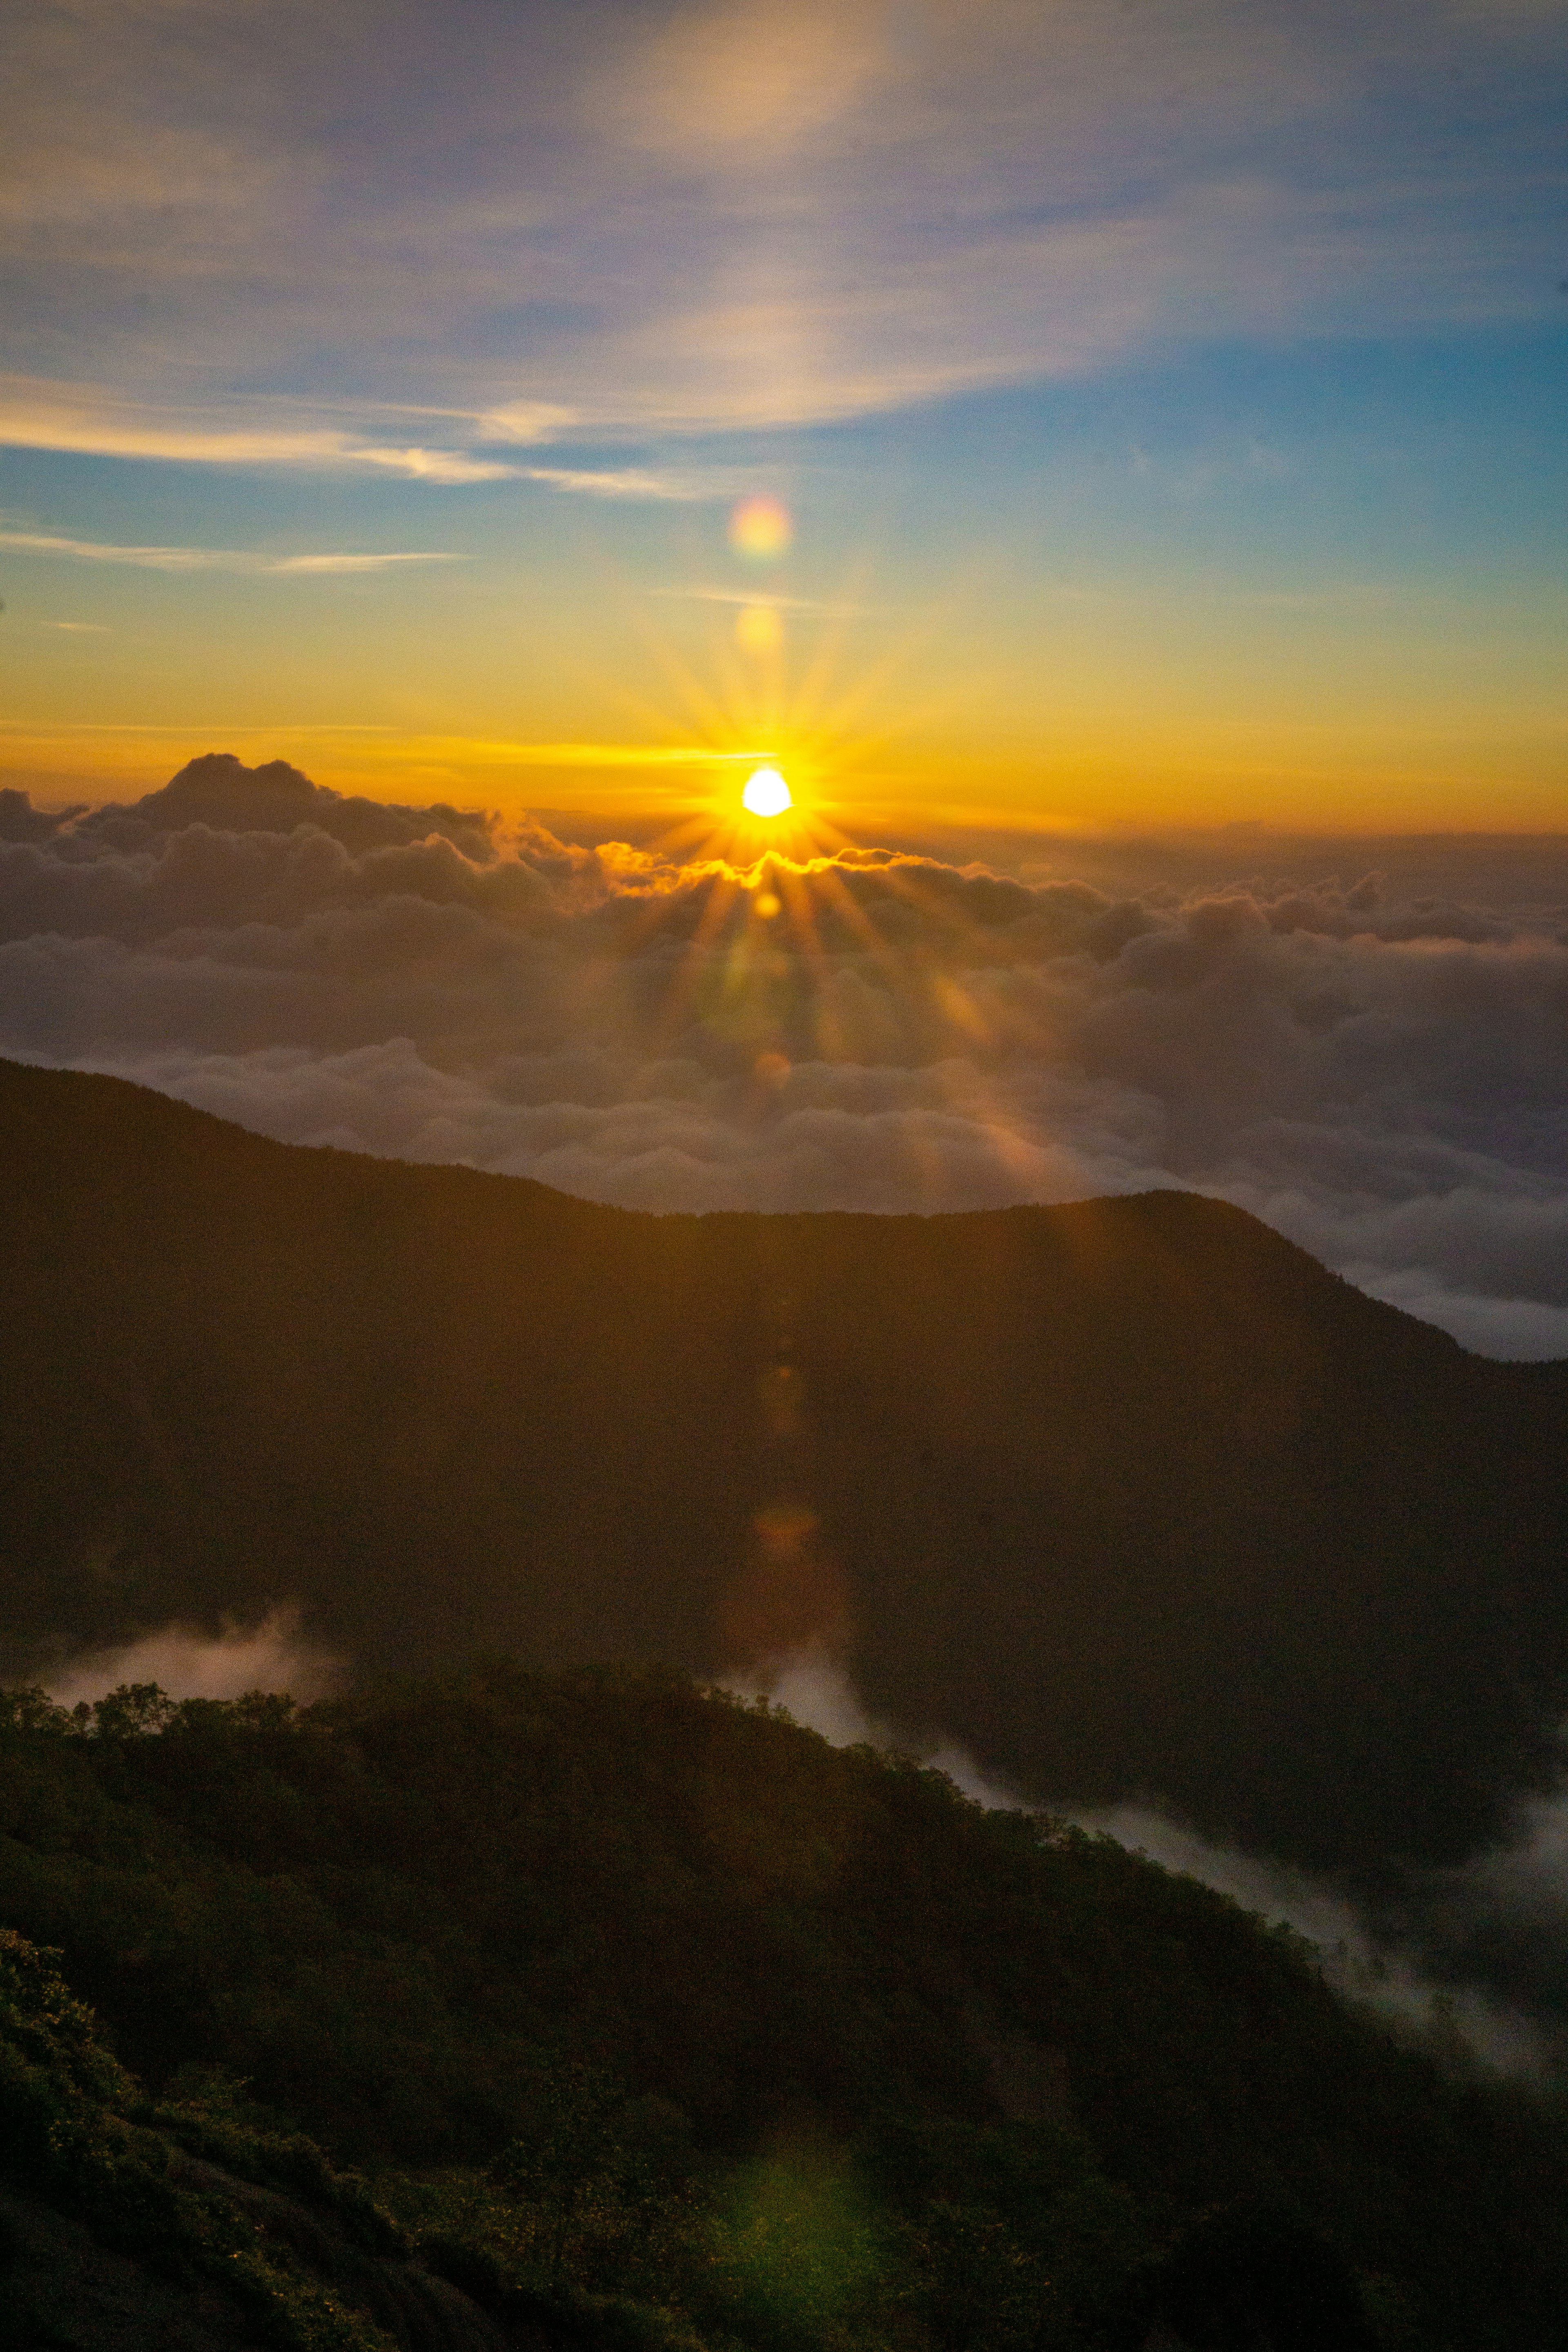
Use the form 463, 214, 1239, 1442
2, 1662, 1567, 2350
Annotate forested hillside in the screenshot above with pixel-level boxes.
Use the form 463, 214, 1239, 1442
3, 1666, 1567, 2350
4, 1058, 1567, 1874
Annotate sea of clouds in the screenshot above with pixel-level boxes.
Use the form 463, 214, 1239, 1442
2, 752, 1566, 1357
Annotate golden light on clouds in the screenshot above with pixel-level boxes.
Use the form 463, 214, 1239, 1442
742, 766, 792, 818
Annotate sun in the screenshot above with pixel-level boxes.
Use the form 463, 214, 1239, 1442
742, 766, 792, 818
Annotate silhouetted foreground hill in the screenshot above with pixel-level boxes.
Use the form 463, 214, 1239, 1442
4, 1057, 1567, 1872
4, 1667, 1568, 2350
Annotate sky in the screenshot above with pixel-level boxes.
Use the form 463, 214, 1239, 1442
1, 0, 1566, 1357
1, 0, 1566, 829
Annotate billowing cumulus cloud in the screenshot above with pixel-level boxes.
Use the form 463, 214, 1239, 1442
1, 753, 1565, 1358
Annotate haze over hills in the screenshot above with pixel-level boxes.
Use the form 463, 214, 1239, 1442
4, 1055, 1566, 1884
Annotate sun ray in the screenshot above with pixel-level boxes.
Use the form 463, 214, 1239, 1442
488, 517, 1042, 1096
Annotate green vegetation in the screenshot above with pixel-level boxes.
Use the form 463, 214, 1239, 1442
2, 1664, 1566, 2348
0, 1924, 401, 2349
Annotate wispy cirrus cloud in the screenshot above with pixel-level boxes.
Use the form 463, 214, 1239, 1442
473, 401, 584, 443
0, 380, 517, 480
658, 585, 866, 615
0, 529, 463, 575
2, 4, 1564, 451
517, 464, 711, 501
0, 381, 755, 497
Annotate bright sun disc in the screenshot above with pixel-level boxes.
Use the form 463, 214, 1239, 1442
742, 767, 791, 818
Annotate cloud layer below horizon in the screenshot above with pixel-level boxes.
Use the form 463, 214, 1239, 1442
2, 755, 1565, 1359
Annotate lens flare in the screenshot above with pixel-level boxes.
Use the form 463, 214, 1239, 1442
736, 602, 784, 657
742, 767, 792, 817
730, 495, 792, 561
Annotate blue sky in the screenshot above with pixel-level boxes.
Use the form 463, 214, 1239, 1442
0, 0, 1565, 826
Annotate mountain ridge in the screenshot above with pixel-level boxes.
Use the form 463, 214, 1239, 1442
4, 1055, 1566, 1876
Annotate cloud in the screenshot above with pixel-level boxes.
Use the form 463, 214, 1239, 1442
517, 465, 710, 501
729, 1648, 1559, 2079
347, 445, 517, 484
1358, 1271, 1568, 1360
0, 383, 517, 480
1454, 1780, 1568, 1940
0, 4, 1562, 443
0, 785, 83, 842
0, 753, 1566, 1358
1072, 1801, 1557, 2080
44, 1605, 339, 1709
0, 528, 462, 573
275, 552, 461, 573
659, 586, 865, 615
584, 0, 893, 162
474, 401, 582, 443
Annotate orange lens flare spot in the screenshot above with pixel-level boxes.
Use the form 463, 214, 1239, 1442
742, 767, 791, 818
735, 601, 783, 656
753, 1502, 818, 1556
729, 494, 792, 561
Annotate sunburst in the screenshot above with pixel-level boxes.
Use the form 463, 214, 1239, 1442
548, 548, 1042, 1196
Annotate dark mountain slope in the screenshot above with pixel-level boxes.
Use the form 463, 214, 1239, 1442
3, 1056, 1566, 1872
5, 1670, 1568, 2351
